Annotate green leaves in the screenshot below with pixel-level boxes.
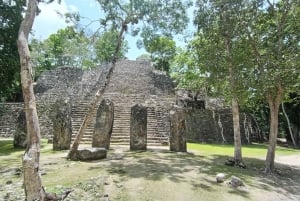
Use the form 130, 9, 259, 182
0, 0, 24, 101
96, 0, 192, 55
30, 26, 97, 77
30, 26, 130, 77
94, 30, 128, 63
145, 36, 176, 73
245, 0, 300, 98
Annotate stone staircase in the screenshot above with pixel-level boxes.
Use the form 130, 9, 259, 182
69, 92, 170, 146
104, 93, 168, 146
70, 98, 97, 143
110, 105, 131, 145
147, 107, 168, 146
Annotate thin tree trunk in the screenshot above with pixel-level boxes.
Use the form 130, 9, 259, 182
265, 100, 279, 173
17, 0, 45, 200
265, 84, 283, 173
281, 102, 296, 146
232, 97, 242, 164
67, 22, 127, 160
224, 32, 243, 166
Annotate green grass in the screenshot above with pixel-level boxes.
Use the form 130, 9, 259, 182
0, 138, 57, 154
187, 142, 299, 158
0, 138, 24, 155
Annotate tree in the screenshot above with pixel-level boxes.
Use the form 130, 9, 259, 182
243, 0, 300, 173
17, 0, 45, 199
136, 53, 151, 60
0, 0, 24, 101
18, 1, 72, 199
191, 0, 253, 166
31, 26, 96, 78
143, 35, 177, 73
68, 0, 192, 160
94, 30, 128, 63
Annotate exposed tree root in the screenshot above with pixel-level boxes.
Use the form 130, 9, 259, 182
43, 187, 73, 201
225, 158, 246, 168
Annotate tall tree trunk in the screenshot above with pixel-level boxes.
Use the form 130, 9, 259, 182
232, 97, 242, 164
224, 33, 243, 166
67, 22, 127, 160
265, 84, 283, 173
281, 103, 296, 146
17, 0, 45, 200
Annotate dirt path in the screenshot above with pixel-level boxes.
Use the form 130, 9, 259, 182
276, 154, 300, 167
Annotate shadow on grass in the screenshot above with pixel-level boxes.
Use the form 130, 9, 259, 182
91, 147, 300, 199
0, 139, 24, 156
0, 138, 52, 156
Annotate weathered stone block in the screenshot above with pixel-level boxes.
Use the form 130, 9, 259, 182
169, 109, 186, 152
51, 98, 72, 150
130, 104, 147, 151
92, 99, 114, 149
13, 109, 27, 148
76, 148, 107, 161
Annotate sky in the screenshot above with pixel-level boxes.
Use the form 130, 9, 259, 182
32, 0, 148, 60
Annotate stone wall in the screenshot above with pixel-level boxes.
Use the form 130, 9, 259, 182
35, 65, 107, 100
183, 108, 262, 144
34, 65, 108, 139
0, 103, 23, 137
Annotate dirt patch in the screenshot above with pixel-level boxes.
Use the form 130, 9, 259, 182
1, 145, 300, 201
276, 154, 300, 167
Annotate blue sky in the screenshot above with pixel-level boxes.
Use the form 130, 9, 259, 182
32, 0, 194, 60
32, 0, 147, 60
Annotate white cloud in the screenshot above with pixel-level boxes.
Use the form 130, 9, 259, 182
31, 0, 77, 40
69, 4, 79, 12
86, 0, 98, 8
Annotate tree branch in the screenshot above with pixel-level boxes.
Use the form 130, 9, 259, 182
267, 0, 274, 11
276, 1, 290, 60
19, 0, 38, 39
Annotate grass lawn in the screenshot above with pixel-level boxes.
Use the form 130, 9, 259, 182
187, 142, 299, 158
1, 138, 300, 201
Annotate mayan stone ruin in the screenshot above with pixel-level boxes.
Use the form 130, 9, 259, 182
0, 59, 263, 148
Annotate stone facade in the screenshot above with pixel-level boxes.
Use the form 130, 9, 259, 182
92, 99, 114, 149
34, 65, 108, 140
175, 89, 263, 144
51, 98, 72, 150
130, 104, 147, 151
184, 108, 262, 144
13, 109, 27, 148
169, 109, 187, 152
0, 103, 23, 137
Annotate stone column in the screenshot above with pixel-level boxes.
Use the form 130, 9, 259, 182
130, 104, 147, 151
13, 108, 27, 148
169, 109, 187, 152
92, 99, 114, 149
51, 98, 72, 150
